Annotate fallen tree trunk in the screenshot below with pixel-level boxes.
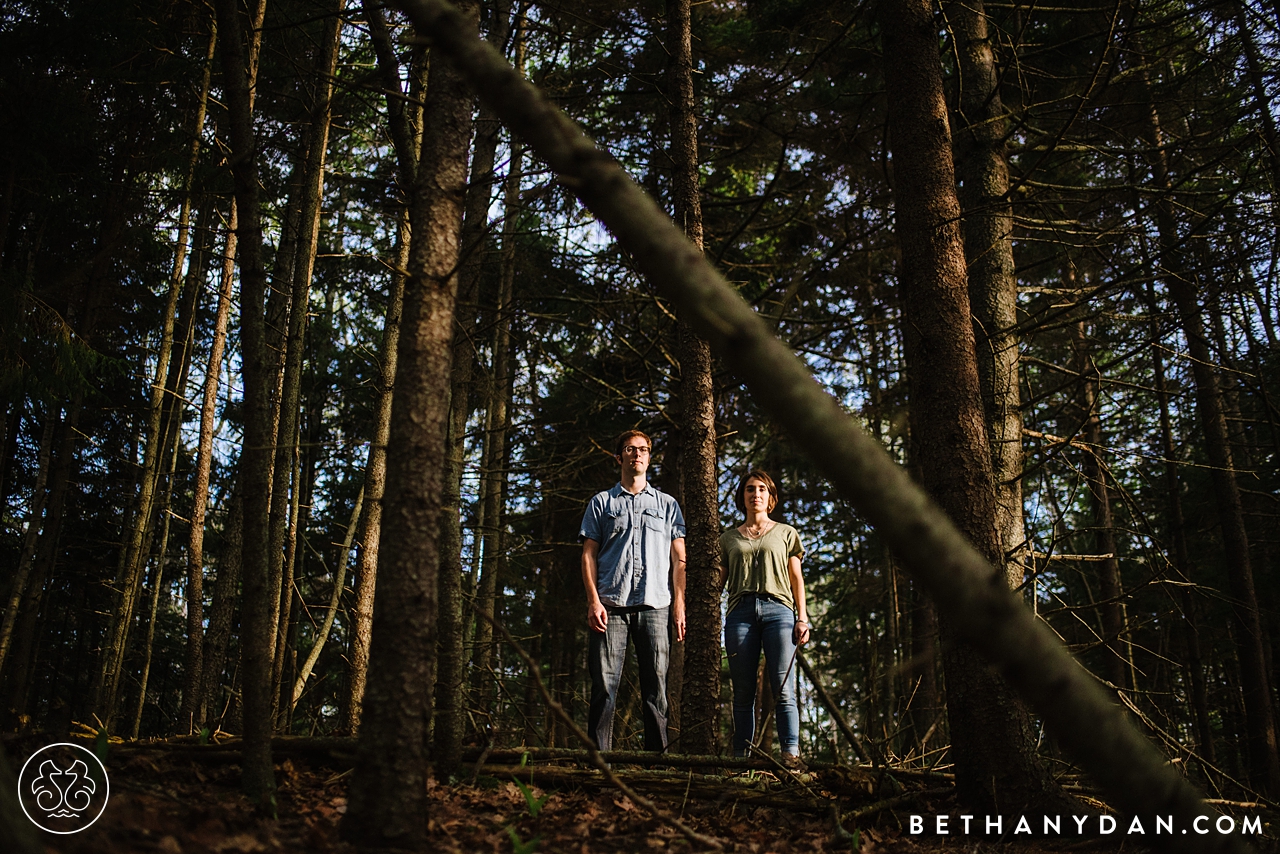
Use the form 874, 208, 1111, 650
387, 2, 1248, 850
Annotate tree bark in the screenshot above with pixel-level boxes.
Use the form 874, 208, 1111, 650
880, 0, 1068, 814
213, 0, 276, 808
273, 429, 303, 733
344, 0, 423, 735
949, 0, 1027, 588
200, 489, 243, 731
669, 0, 720, 757
130, 394, 187, 739
343, 1, 477, 842
345, 212, 409, 735
181, 198, 238, 732
436, 0, 513, 772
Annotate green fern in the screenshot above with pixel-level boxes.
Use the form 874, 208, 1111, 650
512, 777, 549, 818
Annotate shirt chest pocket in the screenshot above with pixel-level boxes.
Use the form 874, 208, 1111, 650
640, 509, 665, 533
606, 507, 628, 535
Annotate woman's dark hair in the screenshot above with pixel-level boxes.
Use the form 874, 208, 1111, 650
735, 469, 779, 516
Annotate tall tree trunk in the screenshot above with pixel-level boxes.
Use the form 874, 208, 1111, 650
343, 1, 477, 842
200, 489, 243, 730
345, 213, 409, 735
268, 5, 343, 724
293, 486, 363, 709
344, 0, 423, 734
181, 199, 238, 732
131, 207, 210, 736
435, 0, 513, 771
214, 0, 277, 808
906, 583, 938, 758
1069, 317, 1127, 691
669, 0, 720, 757
273, 427, 303, 732
949, 0, 1026, 587
470, 87, 525, 721
1149, 311, 1215, 763
174, 20, 224, 726
130, 397, 187, 739
1231, 0, 1280, 307
1139, 58, 1280, 794
878, 0, 1065, 813
881, 555, 900, 734
469, 390, 503, 719
471, 139, 521, 718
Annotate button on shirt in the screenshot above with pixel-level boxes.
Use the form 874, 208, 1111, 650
580, 483, 686, 609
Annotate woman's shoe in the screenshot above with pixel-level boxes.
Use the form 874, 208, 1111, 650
780, 753, 807, 772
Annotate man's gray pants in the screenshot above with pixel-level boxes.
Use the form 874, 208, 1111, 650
587, 605, 669, 752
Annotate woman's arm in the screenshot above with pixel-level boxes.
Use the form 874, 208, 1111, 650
788, 554, 810, 645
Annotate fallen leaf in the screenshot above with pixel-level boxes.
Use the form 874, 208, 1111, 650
213, 833, 267, 853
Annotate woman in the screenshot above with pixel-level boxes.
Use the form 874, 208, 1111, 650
720, 469, 810, 769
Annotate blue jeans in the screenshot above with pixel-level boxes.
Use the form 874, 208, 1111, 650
725, 593, 799, 756
587, 606, 670, 752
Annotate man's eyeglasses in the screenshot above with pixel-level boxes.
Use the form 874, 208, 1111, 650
621, 446, 651, 456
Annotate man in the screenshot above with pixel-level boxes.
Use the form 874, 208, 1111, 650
580, 429, 687, 752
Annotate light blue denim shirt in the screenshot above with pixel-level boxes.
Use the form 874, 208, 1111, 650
579, 483, 686, 609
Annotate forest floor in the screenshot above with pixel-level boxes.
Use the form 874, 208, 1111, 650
9, 735, 1273, 854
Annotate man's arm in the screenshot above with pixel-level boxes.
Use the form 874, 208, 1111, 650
582, 538, 609, 633
670, 537, 687, 642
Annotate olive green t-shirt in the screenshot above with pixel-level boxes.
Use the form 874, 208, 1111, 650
720, 523, 805, 613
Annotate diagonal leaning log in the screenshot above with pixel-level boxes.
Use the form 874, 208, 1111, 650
387, 1, 1254, 850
